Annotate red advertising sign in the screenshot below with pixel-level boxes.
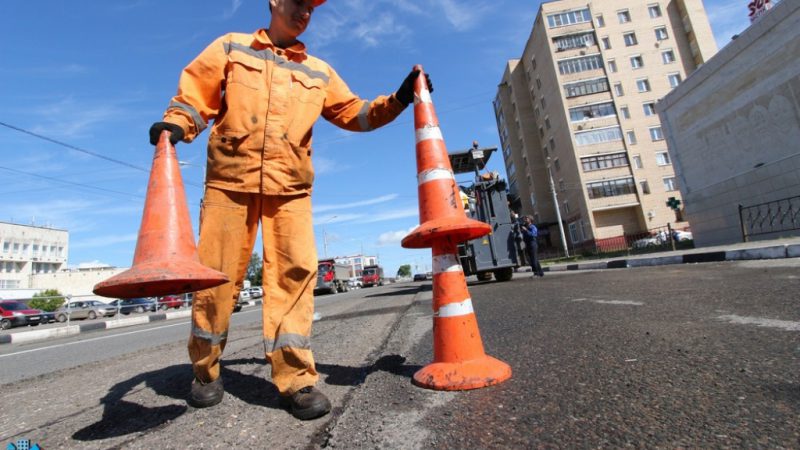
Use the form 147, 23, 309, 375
748, 0, 772, 22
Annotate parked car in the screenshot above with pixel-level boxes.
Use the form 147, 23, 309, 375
157, 295, 183, 310
348, 277, 363, 289
41, 311, 57, 324
108, 298, 157, 315
54, 300, 117, 322
413, 273, 427, 282
0, 301, 44, 330
247, 287, 263, 299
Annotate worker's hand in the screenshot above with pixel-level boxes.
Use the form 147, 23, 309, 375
396, 70, 434, 106
149, 122, 185, 146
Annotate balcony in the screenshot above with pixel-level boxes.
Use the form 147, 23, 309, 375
589, 194, 640, 211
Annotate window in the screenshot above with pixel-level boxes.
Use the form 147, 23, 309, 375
2, 242, 9, 253
655, 27, 669, 40
614, 83, 624, 96
620, 106, 631, 119
541, 97, 547, 109
643, 102, 656, 116
587, 177, 636, 199
618, 10, 631, 23
581, 152, 630, 171
662, 49, 676, 64
650, 126, 664, 141
607, 59, 618, 73
545, 117, 552, 129
553, 32, 596, 52
533, 106, 540, 119
574, 126, 623, 145
596, 15, 605, 27
663, 176, 677, 191
602, 37, 611, 49
532, 57, 537, 69
539, 126, 545, 138
623, 32, 638, 46
564, 200, 571, 214
13, 243, 20, 254
626, 130, 638, 145
569, 101, 617, 122
559, 179, 566, 191
639, 180, 651, 194
630, 55, 644, 69
656, 151, 672, 165
637, 78, 651, 92
547, 8, 592, 28
558, 54, 604, 75
668, 73, 682, 88
549, 138, 556, 151
536, 78, 542, 89
553, 158, 561, 171
648, 4, 662, 18
564, 77, 610, 98
508, 162, 516, 177
633, 155, 643, 168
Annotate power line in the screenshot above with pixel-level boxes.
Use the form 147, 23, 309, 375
0, 165, 145, 200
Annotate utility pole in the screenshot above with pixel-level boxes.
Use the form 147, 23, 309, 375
546, 157, 570, 257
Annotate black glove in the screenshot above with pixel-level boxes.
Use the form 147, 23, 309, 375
149, 122, 185, 146
396, 70, 434, 106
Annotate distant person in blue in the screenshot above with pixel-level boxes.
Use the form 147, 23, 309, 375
521, 215, 544, 277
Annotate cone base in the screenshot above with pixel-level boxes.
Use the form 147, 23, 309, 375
412, 355, 512, 391
93, 260, 229, 299
402, 217, 492, 249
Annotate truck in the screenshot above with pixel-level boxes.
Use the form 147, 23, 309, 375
361, 265, 384, 288
450, 143, 523, 282
315, 258, 350, 295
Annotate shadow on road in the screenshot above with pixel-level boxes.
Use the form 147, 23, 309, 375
317, 354, 422, 387
72, 358, 281, 442
363, 285, 429, 298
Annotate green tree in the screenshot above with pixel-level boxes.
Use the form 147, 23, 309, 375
246, 252, 263, 286
397, 264, 411, 278
29, 289, 65, 312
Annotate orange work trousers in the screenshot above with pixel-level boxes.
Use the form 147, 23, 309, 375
188, 186, 319, 395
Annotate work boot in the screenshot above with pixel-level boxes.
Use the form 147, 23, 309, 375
280, 386, 331, 420
189, 377, 224, 408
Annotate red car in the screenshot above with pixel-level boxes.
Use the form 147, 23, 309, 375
157, 295, 184, 310
0, 300, 44, 330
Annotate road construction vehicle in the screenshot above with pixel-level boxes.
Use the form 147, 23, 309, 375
361, 265, 384, 287
315, 259, 350, 294
449, 144, 523, 282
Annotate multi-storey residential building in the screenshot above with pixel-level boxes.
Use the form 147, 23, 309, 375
495, 0, 717, 252
0, 221, 69, 289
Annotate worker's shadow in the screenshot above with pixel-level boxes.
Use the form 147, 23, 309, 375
317, 354, 422, 387
72, 357, 279, 442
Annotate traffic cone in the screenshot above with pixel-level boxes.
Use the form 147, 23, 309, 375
93, 131, 229, 299
401, 65, 512, 390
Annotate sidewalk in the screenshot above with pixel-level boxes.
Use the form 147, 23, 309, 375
543, 236, 800, 273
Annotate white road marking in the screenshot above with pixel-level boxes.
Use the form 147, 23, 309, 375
595, 300, 644, 306
717, 314, 800, 331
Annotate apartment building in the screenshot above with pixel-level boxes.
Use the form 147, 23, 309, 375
495, 0, 717, 251
0, 221, 69, 289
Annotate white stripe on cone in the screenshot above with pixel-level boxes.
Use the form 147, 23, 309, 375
434, 298, 474, 318
415, 125, 443, 144
417, 168, 454, 185
433, 254, 462, 274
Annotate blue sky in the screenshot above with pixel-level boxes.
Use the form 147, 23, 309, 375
1, 0, 753, 278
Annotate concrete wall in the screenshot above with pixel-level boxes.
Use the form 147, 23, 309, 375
29, 268, 127, 299
658, 0, 800, 246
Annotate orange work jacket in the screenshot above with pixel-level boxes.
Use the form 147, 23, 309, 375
162, 29, 406, 195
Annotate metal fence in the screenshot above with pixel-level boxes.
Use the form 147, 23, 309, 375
0, 293, 191, 332
738, 195, 800, 242
538, 223, 693, 260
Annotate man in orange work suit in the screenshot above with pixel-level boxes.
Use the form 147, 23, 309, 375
149, 0, 432, 420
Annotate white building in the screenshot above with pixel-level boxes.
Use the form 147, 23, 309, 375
0, 221, 68, 289
334, 254, 377, 277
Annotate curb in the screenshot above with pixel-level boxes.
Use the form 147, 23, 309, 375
0, 309, 193, 345
544, 243, 798, 273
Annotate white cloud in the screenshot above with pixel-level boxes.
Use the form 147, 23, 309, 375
314, 156, 351, 175
314, 194, 399, 213
27, 97, 127, 139
376, 226, 417, 246
436, 0, 488, 31
222, 0, 243, 19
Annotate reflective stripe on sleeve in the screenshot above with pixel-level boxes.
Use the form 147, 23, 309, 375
357, 101, 373, 131
432, 254, 462, 274
417, 168, 454, 186
415, 126, 443, 144
191, 325, 227, 345
264, 333, 311, 352
169, 101, 208, 133
434, 298, 474, 318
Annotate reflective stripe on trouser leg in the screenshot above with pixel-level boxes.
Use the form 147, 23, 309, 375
189, 187, 260, 383
432, 243, 486, 363
261, 194, 319, 395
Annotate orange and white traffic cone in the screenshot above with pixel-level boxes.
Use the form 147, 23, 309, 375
93, 130, 228, 299
402, 65, 512, 390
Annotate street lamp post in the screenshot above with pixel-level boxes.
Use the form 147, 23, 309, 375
546, 157, 570, 257
321, 215, 338, 258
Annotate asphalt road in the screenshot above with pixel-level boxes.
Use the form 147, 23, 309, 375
1, 260, 798, 448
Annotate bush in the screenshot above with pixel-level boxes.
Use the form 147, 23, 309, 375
29, 289, 65, 312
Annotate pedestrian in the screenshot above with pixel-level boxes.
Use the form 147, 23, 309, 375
148, 0, 433, 420
521, 216, 544, 277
